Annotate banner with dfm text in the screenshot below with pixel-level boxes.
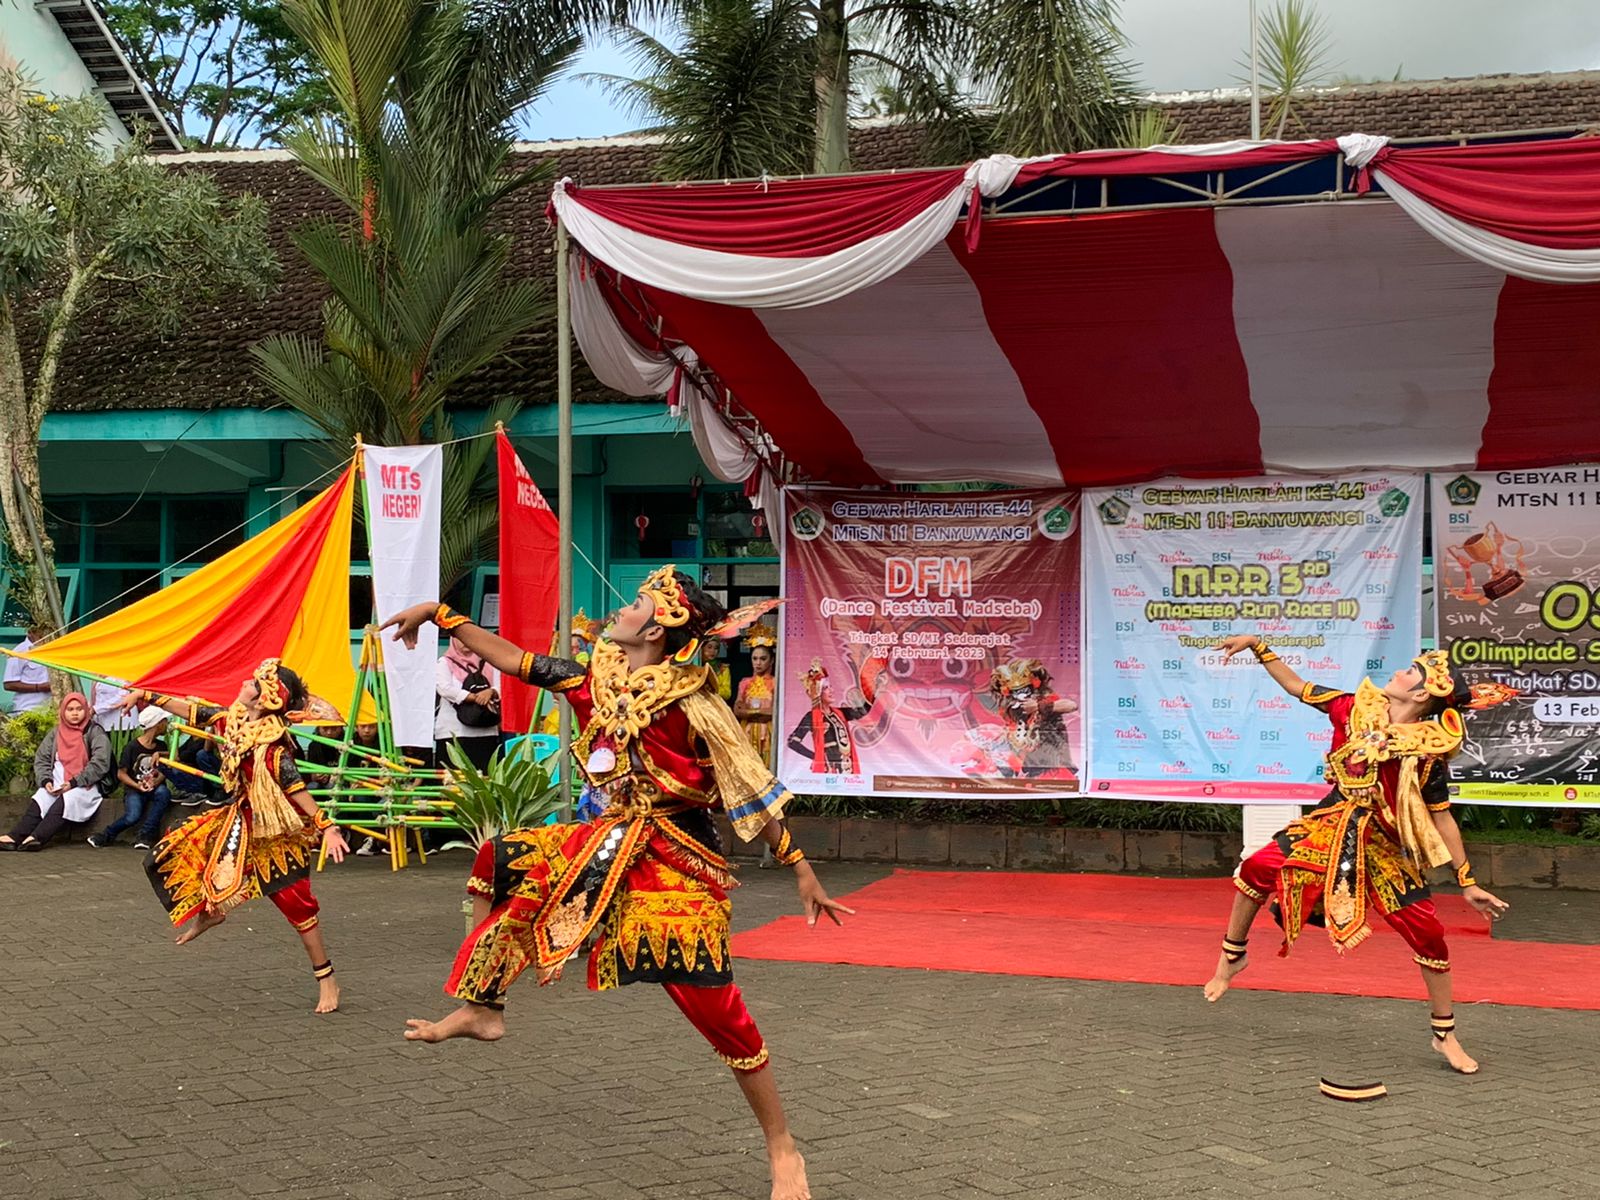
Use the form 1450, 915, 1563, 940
363, 444, 443, 747
1084, 474, 1424, 801
1431, 468, 1600, 805
779, 488, 1082, 797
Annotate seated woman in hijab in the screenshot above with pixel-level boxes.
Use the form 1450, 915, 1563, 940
0, 692, 113, 851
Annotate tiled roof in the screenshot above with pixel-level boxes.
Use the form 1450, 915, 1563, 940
33, 70, 1600, 413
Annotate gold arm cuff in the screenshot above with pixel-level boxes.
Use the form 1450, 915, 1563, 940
435, 603, 471, 631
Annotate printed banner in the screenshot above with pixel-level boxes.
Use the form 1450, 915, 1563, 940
1431, 468, 1600, 805
1084, 473, 1424, 801
364, 444, 443, 747
778, 488, 1082, 797
496, 430, 560, 734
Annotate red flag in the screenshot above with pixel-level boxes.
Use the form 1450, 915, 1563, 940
496, 430, 560, 733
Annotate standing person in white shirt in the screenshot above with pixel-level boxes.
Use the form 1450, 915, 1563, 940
4, 625, 54, 714
435, 633, 502, 770
92, 678, 139, 732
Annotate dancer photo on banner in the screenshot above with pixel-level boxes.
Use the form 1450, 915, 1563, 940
779, 488, 1081, 797
1084, 474, 1424, 802
1431, 469, 1600, 805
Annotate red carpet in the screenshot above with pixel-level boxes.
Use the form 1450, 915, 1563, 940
732, 870, 1600, 1010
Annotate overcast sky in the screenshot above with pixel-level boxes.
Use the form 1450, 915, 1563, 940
522, 0, 1600, 141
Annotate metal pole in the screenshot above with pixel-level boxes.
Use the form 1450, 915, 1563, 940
555, 219, 574, 814
1249, 0, 1262, 141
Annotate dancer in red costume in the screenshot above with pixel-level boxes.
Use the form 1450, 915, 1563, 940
383, 566, 851, 1200
128, 659, 350, 1014
1202, 638, 1511, 1074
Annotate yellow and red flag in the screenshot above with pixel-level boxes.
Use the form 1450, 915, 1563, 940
20, 463, 362, 713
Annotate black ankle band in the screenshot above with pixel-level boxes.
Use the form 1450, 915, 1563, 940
1222, 937, 1248, 962
1431, 1014, 1455, 1040
312, 960, 334, 980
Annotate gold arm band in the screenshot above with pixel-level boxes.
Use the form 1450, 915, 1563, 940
773, 825, 806, 867
1454, 861, 1476, 888
435, 603, 471, 631
1250, 642, 1278, 664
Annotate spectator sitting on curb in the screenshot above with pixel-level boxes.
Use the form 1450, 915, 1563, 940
88, 707, 174, 850
0, 692, 113, 850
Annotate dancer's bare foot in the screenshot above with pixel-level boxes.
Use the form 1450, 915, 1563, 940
1432, 1033, 1479, 1074
175, 909, 227, 945
315, 976, 340, 1014
1203, 949, 1248, 1002
770, 1138, 810, 1200
403, 1003, 504, 1043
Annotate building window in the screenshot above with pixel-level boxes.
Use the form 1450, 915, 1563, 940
27, 494, 248, 629
610, 487, 777, 563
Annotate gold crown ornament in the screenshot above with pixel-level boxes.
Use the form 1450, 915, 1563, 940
1414, 650, 1456, 699
800, 659, 829, 700
254, 658, 287, 712
639, 565, 693, 630
742, 623, 777, 652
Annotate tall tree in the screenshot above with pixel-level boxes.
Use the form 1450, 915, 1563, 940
102, 0, 333, 148
599, 0, 1141, 178
0, 74, 276, 626
592, 0, 816, 180
252, 0, 579, 588
973, 0, 1135, 157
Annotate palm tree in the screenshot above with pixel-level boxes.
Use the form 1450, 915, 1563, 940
597, 0, 1139, 178
973, 0, 1135, 157
253, 0, 580, 587
1244, 0, 1336, 139
592, 0, 816, 180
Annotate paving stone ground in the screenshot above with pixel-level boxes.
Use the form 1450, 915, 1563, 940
3, 842, 1598, 1199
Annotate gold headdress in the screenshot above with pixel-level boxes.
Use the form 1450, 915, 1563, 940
571, 609, 603, 645
742, 622, 777, 651
800, 659, 828, 701
990, 658, 1047, 698
640, 564, 693, 629
1414, 650, 1455, 699
254, 657, 287, 712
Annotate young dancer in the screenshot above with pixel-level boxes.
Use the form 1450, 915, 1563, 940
125, 659, 350, 1014
383, 567, 851, 1200
787, 660, 873, 774
1202, 638, 1510, 1073
734, 624, 778, 766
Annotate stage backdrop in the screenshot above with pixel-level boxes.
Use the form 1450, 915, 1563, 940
1431, 468, 1600, 805
1084, 473, 1424, 802
778, 488, 1082, 796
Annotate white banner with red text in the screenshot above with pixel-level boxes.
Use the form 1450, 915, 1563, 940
363, 444, 443, 747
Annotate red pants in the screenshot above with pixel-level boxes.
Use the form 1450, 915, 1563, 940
465, 840, 768, 1071
1237, 837, 1449, 969
268, 878, 320, 933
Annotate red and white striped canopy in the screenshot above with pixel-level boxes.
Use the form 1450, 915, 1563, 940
554, 135, 1600, 488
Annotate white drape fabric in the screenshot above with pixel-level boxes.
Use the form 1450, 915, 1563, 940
569, 260, 678, 396
1370, 170, 1600, 284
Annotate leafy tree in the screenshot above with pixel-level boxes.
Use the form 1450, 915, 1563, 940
252, 0, 579, 587
0, 74, 276, 626
102, 0, 333, 148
